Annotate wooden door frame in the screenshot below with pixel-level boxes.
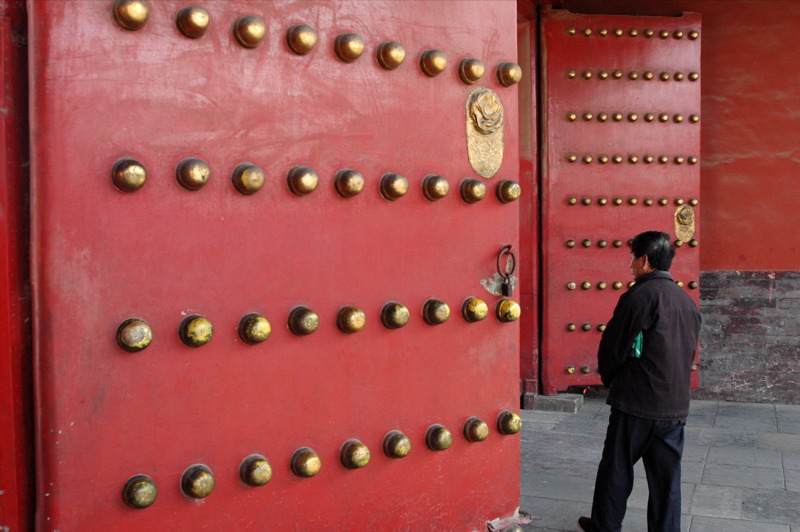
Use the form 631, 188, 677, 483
517, 2, 541, 406
0, 3, 34, 530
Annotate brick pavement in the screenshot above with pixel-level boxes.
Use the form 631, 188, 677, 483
519, 395, 800, 531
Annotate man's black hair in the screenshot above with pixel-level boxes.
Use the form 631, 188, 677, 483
630, 231, 675, 271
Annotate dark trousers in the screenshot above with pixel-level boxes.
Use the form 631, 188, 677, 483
590, 408, 685, 532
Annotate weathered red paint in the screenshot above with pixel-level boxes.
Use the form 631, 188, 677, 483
538, 7, 701, 394
0, 3, 33, 530
544, 0, 800, 271
516, 5, 540, 401
6, 0, 790, 525
28, 1, 519, 529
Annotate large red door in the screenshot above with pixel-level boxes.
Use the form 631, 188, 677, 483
539, 7, 701, 395
29, 1, 522, 529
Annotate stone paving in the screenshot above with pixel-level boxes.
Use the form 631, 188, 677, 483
519, 395, 800, 531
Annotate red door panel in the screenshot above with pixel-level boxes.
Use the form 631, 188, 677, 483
540, 7, 701, 395
0, 8, 33, 530
29, 1, 521, 529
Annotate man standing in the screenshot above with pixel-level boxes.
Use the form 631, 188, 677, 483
578, 231, 701, 532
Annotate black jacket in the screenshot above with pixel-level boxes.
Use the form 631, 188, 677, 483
598, 270, 701, 420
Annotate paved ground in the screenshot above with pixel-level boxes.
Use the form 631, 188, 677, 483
519, 394, 800, 531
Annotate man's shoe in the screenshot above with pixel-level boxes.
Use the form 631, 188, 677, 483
577, 516, 594, 532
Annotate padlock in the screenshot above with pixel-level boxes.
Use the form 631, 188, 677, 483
496, 245, 517, 297
501, 277, 513, 297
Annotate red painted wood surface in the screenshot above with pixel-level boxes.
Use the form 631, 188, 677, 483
28, 1, 520, 529
545, 0, 800, 271
516, 6, 540, 399
539, 7, 701, 394
0, 5, 33, 531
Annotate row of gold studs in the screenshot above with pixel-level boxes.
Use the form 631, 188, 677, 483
121, 411, 523, 509
567, 362, 699, 375
568, 112, 699, 123
567, 364, 595, 375
566, 279, 698, 291
568, 239, 626, 248
567, 322, 609, 332
116, 299, 522, 352
567, 197, 699, 206
111, 158, 522, 204
566, 154, 699, 165
566, 27, 699, 40
567, 70, 699, 81
566, 238, 700, 249
111, 2, 522, 86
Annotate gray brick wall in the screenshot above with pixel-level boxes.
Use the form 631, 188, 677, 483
695, 271, 800, 404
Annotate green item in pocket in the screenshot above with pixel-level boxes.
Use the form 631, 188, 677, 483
631, 332, 643, 358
